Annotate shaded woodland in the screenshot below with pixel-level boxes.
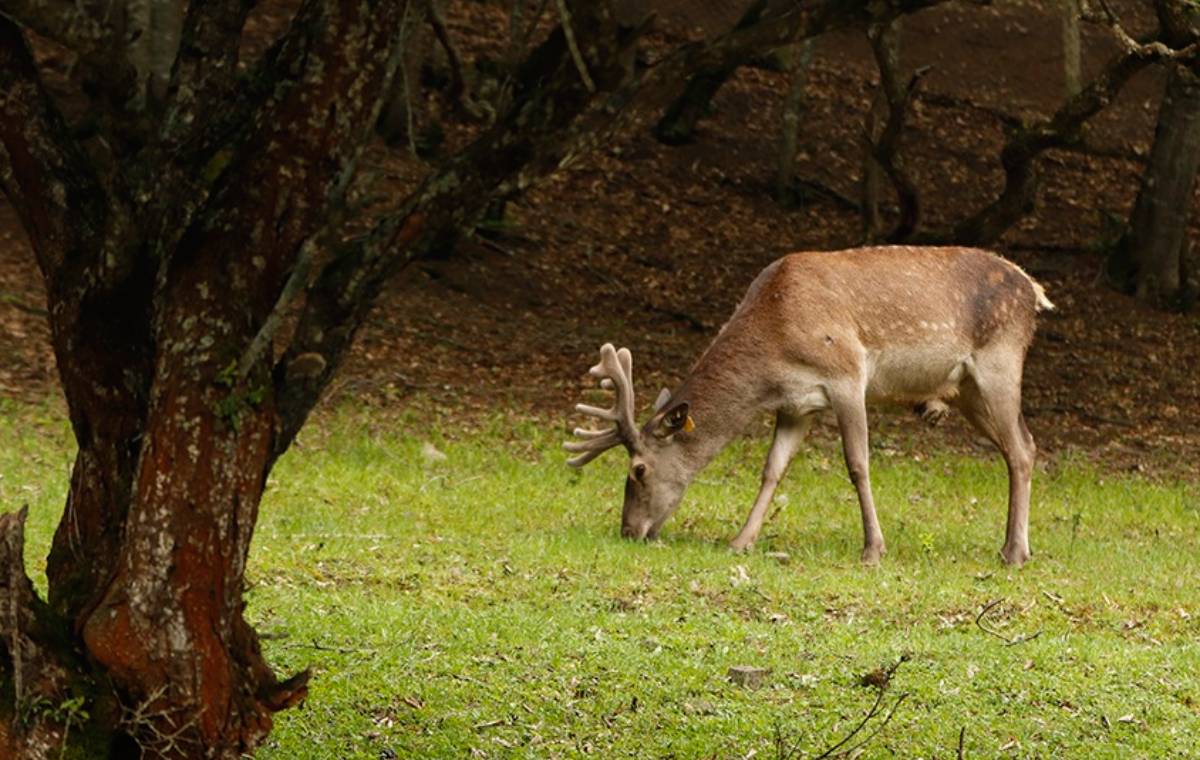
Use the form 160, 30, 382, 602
1, 0, 1199, 757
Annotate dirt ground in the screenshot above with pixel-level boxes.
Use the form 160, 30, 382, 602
2, 0, 1198, 476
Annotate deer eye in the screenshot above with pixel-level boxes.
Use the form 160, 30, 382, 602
633, 463, 647, 481
660, 401, 691, 434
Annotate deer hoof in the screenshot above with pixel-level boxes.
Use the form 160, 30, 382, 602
860, 544, 886, 566
729, 536, 754, 553
1001, 544, 1031, 567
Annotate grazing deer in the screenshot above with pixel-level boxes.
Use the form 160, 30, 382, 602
565, 246, 1053, 566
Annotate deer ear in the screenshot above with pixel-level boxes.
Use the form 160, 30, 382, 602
659, 402, 693, 435
654, 387, 671, 413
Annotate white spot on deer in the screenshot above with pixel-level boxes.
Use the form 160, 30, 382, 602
252, 255, 266, 270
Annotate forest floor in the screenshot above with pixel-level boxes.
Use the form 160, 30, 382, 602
1, 1, 1198, 477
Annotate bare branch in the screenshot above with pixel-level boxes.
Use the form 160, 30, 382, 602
268, 0, 961, 456
0, 292, 48, 317
556, 0, 595, 92
271, 0, 634, 455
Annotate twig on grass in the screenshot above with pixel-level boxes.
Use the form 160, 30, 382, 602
774, 655, 910, 760
957, 725, 966, 759
280, 639, 378, 655
975, 598, 1042, 646
811, 689, 910, 759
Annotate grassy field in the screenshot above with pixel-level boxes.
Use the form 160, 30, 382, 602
3, 400, 1199, 758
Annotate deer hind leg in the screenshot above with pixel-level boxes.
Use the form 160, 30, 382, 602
957, 350, 1036, 567
831, 388, 885, 565
731, 412, 809, 552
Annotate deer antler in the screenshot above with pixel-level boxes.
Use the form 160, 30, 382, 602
564, 343, 640, 467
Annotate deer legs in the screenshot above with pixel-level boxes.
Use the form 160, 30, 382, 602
832, 391, 887, 565
956, 357, 1035, 567
730, 412, 809, 551
732, 393, 887, 565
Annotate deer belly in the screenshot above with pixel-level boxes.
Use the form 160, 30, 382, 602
865, 347, 967, 404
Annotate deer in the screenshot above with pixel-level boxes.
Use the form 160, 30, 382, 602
565, 246, 1054, 566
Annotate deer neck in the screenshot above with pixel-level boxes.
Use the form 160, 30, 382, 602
669, 329, 772, 473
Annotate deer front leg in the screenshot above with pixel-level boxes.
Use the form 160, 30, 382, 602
833, 391, 886, 565
731, 413, 809, 552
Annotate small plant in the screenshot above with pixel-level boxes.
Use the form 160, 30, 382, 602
919, 530, 936, 556
19, 693, 90, 759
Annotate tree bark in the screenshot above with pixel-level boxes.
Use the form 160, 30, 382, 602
1, 0, 403, 753
1063, 0, 1082, 98
775, 38, 816, 204
1110, 63, 1200, 308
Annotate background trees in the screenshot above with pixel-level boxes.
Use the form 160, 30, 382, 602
1, 0, 1198, 757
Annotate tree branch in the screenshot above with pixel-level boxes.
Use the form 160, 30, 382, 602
0, 0, 114, 58
0, 16, 108, 279
271, 0, 633, 456
925, 15, 1193, 245
149, 0, 409, 333
867, 20, 929, 243
155, 0, 256, 147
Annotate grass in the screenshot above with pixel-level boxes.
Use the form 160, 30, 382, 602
3, 399, 1199, 758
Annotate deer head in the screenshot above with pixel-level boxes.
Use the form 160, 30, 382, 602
565, 343, 695, 540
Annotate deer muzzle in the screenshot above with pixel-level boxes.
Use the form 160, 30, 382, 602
621, 518, 654, 541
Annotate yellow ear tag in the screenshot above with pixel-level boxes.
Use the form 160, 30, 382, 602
682, 415, 695, 433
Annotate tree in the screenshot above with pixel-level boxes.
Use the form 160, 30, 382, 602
1107, 1, 1200, 310
0, 0, 951, 756
860, 18, 928, 243
774, 37, 816, 203
0, 1, 637, 755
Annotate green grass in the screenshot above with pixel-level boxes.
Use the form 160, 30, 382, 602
3, 400, 1200, 758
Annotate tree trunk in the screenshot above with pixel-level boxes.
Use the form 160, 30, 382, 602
775, 38, 816, 204
1116, 63, 1200, 309
1063, 0, 1081, 98
377, 0, 435, 150
861, 22, 899, 242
